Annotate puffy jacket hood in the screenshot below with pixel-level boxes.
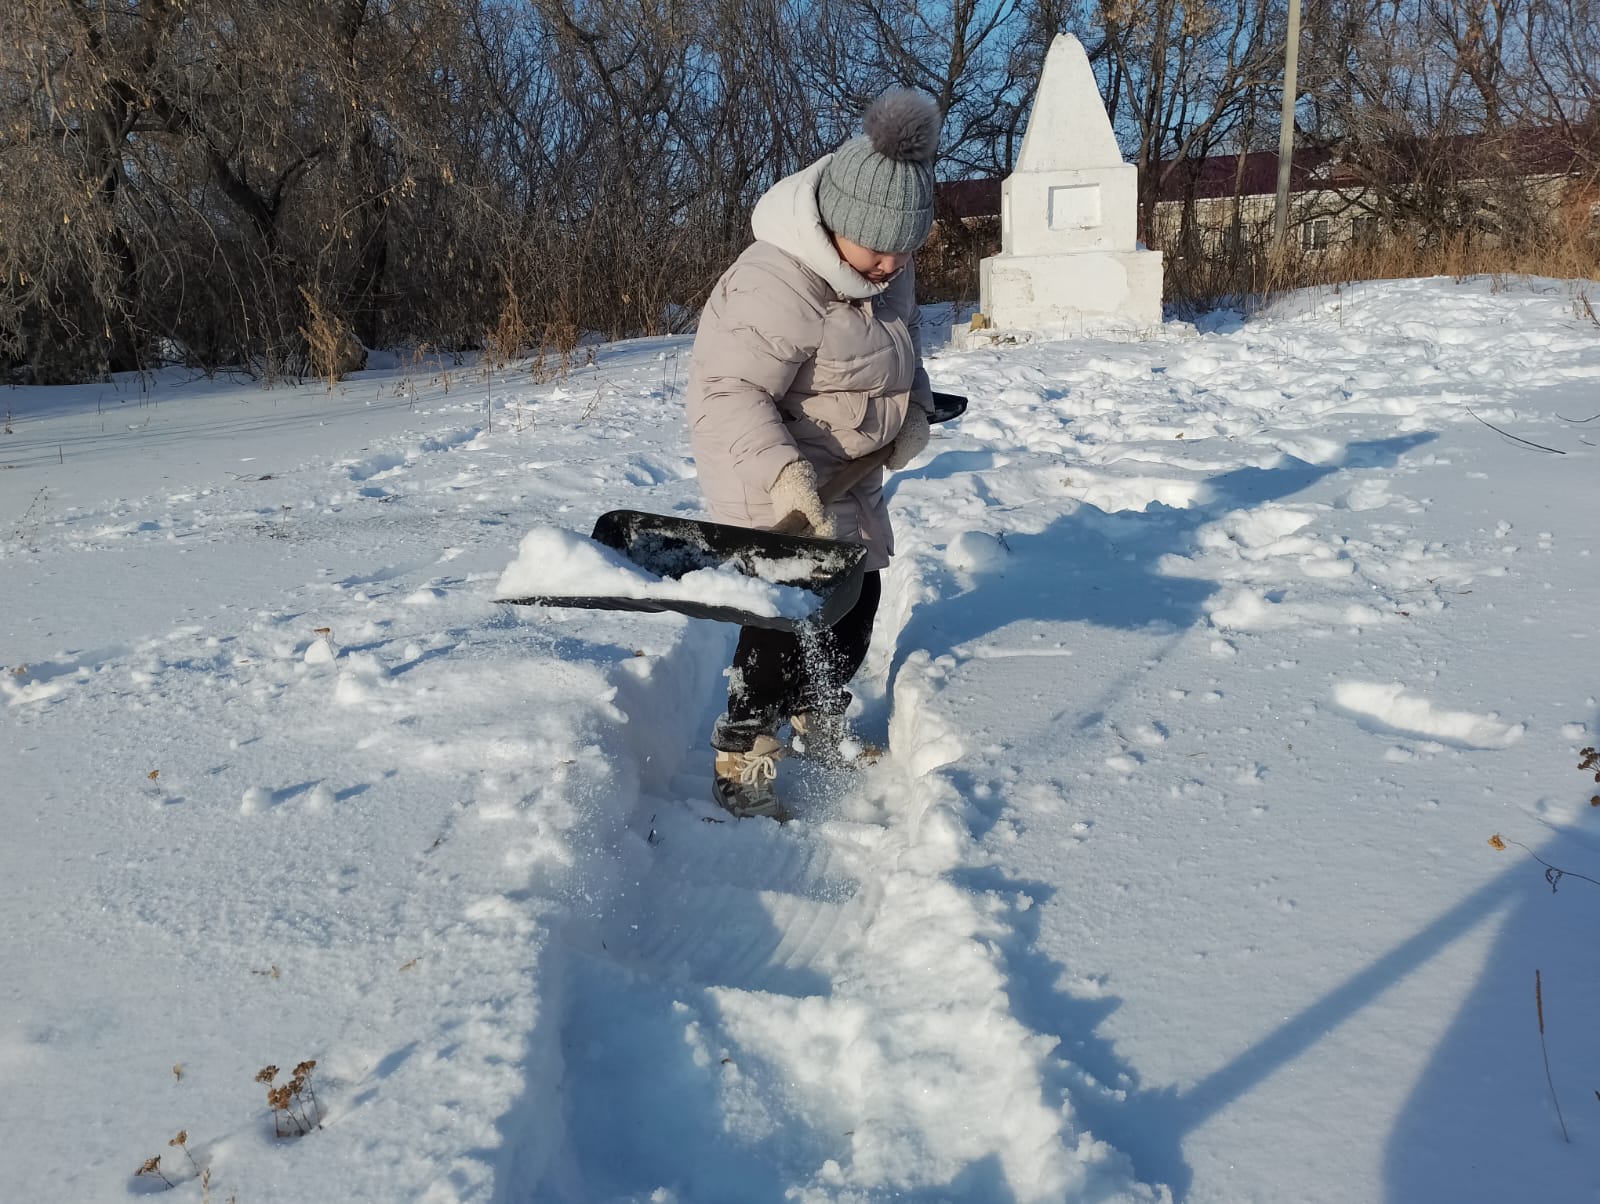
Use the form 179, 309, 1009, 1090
750, 157, 885, 301
690, 162, 933, 572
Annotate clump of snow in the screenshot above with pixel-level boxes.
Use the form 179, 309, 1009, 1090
496, 524, 647, 597
747, 554, 831, 585
303, 633, 338, 665
944, 530, 1007, 572
1334, 680, 1525, 748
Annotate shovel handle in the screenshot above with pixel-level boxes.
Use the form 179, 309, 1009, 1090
771, 444, 896, 537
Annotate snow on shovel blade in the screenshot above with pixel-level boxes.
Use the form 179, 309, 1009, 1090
498, 510, 869, 631
497, 396, 964, 630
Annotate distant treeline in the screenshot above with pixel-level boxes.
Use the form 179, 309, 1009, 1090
3, 1, 1595, 382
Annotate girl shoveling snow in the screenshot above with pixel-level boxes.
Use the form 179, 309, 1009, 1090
686, 89, 942, 820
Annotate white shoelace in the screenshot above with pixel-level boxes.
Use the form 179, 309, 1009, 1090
738, 750, 779, 786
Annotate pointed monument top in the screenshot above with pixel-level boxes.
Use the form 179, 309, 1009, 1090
1015, 35, 1126, 173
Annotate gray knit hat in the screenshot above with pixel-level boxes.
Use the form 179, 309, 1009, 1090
818, 89, 941, 254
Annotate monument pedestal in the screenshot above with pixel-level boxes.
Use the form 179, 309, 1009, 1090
980, 248, 1163, 336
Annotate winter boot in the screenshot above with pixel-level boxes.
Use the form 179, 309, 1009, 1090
789, 711, 881, 767
712, 733, 790, 821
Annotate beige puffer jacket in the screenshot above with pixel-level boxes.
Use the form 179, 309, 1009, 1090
686, 156, 934, 571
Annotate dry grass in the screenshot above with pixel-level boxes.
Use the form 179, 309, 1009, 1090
132, 1059, 318, 1197
927, 204, 1599, 323
258, 1059, 322, 1138
484, 273, 534, 373
920, 216, 998, 306
1286, 227, 1600, 291
1160, 220, 1600, 319
297, 290, 366, 391
134, 1129, 216, 1196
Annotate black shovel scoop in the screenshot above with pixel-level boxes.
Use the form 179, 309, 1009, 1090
497, 392, 967, 631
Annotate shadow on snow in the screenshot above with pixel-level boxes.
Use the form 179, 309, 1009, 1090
877, 431, 1513, 1201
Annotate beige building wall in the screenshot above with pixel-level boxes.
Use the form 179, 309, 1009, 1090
1151, 172, 1597, 256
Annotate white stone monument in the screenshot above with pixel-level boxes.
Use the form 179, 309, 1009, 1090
975, 34, 1163, 339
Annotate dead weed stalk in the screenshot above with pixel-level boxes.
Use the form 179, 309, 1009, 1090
257, 1059, 322, 1137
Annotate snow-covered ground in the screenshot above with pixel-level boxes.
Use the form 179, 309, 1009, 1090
3, 277, 1598, 1204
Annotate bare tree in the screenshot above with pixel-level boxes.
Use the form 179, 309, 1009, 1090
2, 0, 1591, 381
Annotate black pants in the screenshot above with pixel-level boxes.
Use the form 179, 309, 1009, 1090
712, 571, 881, 752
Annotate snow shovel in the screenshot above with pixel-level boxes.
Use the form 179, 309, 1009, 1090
498, 393, 967, 631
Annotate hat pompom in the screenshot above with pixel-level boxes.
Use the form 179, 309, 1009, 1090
862, 89, 941, 163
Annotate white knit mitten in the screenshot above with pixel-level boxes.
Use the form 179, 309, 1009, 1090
886, 402, 931, 470
770, 460, 836, 538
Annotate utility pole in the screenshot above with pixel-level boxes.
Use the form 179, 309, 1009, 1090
1272, 0, 1303, 251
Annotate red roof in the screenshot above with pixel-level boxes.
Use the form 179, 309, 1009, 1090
934, 128, 1594, 216
1151, 148, 1346, 201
